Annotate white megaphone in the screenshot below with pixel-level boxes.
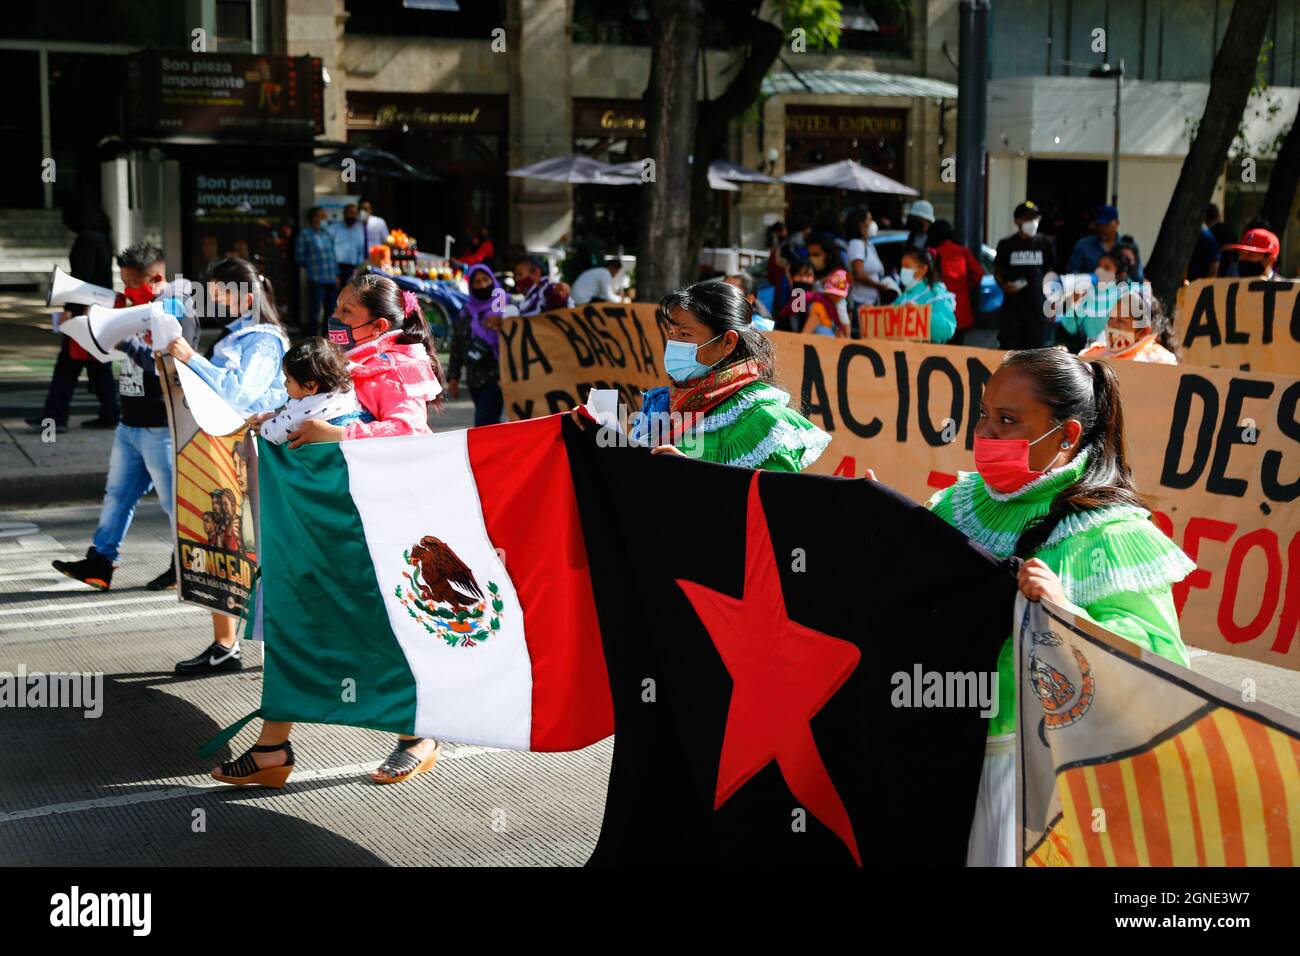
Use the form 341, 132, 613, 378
62, 301, 159, 362
46, 265, 118, 309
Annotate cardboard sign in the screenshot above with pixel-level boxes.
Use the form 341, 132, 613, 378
498, 303, 669, 420
160, 356, 259, 619
858, 302, 931, 342
1175, 278, 1300, 373
777, 333, 1299, 671
502, 316, 1300, 670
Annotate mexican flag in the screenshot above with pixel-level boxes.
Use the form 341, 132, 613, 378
247, 414, 613, 752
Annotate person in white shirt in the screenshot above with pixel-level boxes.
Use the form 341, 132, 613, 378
844, 207, 888, 314
358, 199, 390, 256
571, 259, 623, 304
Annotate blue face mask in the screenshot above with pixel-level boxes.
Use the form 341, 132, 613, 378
664, 334, 723, 383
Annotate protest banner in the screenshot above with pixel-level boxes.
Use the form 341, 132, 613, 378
775, 333, 1299, 670
498, 303, 668, 420
159, 356, 259, 618
1018, 597, 1300, 867
857, 302, 931, 342
1174, 277, 1300, 373
502, 313, 1300, 670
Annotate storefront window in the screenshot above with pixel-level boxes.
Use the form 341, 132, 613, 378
344, 0, 507, 38
837, 0, 914, 58
3, 3, 191, 47
993, 0, 1300, 83
347, 93, 508, 259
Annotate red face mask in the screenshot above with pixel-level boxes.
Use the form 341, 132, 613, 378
122, 284, 155, 306
972, 424, 1062, 494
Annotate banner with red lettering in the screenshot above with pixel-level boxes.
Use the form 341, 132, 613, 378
858, 302, 932, 342
498, 310, 1299, 671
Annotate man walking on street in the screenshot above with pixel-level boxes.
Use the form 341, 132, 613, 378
51, 243, 200, 592
29, 200, 119, 433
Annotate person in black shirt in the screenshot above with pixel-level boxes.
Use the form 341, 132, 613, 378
30, 201, 119, 431
994, 200, 1057, 349
51, 243, 200, 592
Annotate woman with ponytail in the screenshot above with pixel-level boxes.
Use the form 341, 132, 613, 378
924, 349, 1195, 866
211, 272, 450, 790
167, 257, 290, 679
597, 279, 829, 471
275, 272, 446, 446
166, 257, 289, 415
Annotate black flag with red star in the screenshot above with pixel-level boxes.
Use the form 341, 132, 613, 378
562, 419, 1018, 866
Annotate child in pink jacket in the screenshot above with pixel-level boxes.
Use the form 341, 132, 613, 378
278, 274, 445, 448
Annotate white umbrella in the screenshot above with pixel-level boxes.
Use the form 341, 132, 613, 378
709, 159, 780, 185
781, 159, 918, 195
507, 154, 640, 185
605, 159, 741, 191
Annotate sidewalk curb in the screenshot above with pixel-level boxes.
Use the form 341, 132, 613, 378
2, 471, 105, 506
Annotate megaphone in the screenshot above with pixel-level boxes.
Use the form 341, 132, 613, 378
66, 301, 159, 362
47, 266, 118, 309
58, 315, 127, 363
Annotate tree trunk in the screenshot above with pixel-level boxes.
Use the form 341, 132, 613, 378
1145, 0, 1272, 310
1261, 105, 1300, 241
637, 0, 703, 302
686, 9, 785, 276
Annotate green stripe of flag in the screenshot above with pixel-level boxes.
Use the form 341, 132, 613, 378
258, 440, 417, 734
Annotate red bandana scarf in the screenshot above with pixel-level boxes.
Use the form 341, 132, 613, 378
669, 358, 763, 415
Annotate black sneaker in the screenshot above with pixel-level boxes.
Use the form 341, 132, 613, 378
175, 640, 242, 676
80, 417, 118, 429
52, 547, 115, 590
146, 565, 177, 591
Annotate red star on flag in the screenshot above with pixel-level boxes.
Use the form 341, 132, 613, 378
677, 472, 863, 865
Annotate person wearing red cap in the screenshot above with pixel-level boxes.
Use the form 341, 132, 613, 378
1225, 227, 1284, 280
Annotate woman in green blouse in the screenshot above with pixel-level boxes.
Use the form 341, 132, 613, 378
926, 348, 1194, 866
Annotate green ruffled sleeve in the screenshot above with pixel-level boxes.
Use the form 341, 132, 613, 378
1060, 589, 1190, 667
1039, 512, 1195, 669
681, 400, 830, 472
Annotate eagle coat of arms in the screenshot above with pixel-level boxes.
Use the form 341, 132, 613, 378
394, 535, 505, 647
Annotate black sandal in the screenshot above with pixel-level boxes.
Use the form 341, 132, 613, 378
211, 740, 295, 788
372, 736, 440, 785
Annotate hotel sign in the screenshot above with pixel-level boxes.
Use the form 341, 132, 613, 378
786, 107, 907, 139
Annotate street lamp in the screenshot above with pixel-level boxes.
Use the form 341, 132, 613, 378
1089, 60, 1124, 207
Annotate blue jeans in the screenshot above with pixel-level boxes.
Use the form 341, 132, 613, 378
91, 424, 175, 562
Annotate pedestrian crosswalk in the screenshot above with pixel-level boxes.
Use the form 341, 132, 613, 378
0, 510, 204, 640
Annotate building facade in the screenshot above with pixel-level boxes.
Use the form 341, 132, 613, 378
986, 0, 1300, 274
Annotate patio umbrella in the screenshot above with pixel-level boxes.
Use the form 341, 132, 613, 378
605, 159, 740, 191
507, 154, 641, 185
781, 159, 918, 195
312, 144, 439, 182
709, 159, 780, 185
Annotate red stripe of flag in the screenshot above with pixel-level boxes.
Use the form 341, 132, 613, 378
467, 415, 613, 751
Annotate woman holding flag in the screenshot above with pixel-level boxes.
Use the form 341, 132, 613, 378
612, 279, 830, 471
922, 348, 1194, 865
208, 272, 449, 788
164, 257, 289, 678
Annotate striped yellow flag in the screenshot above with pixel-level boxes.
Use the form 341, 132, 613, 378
1018, 599, 1300, 867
